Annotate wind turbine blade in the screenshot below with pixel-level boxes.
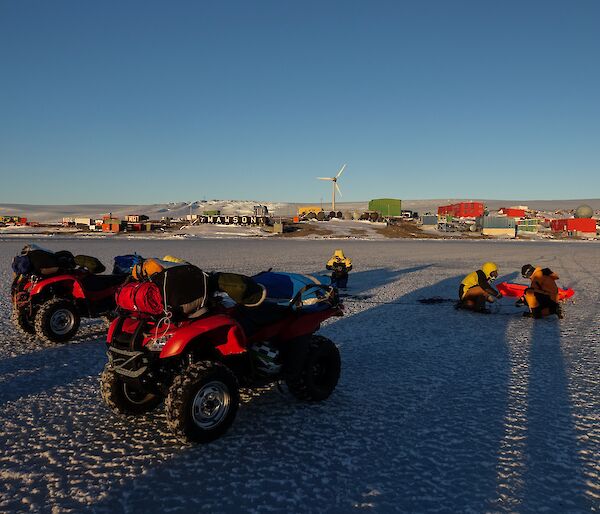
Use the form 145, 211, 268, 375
335, 182, 342, 197
336, 163, 347, 178
317, 177, 333, 181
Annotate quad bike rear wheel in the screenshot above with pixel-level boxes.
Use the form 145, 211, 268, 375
286, 335, 341, 401
165, 361, 240, 443
100, 364, 162, 415
34, 298, 81, 343
11, 307, 35, 335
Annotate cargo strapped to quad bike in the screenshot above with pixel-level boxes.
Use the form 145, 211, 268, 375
12, 245, 76, 277
252, 272, 337, 312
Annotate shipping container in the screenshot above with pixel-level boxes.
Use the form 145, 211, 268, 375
102, 223, 121, 233
421, 215, 439, 226
477, 216, 516, 229
368, 198, 402, 217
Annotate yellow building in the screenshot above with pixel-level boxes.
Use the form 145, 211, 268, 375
298, 206, 324, 216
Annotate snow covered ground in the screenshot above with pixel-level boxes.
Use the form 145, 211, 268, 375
1, 238, 598, 512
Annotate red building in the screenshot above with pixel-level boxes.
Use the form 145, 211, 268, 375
499, 207, 526, 218
438, 202, 485, 218
551, 218, 596, 235
102, 222, 122, 233
102, 216, 124, 233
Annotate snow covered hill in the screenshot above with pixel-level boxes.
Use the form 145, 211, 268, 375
1, 198, 599, 223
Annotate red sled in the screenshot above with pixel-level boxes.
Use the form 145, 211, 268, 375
497, 282, 575, 301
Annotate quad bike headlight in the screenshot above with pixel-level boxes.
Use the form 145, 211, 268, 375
145, 334, 173, 352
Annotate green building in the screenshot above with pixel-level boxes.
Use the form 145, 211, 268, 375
368, 198, 402, 217
517, 218, 539, 233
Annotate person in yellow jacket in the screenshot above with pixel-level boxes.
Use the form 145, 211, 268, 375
326, 249, 352, 288
458, 262, 502, 313
520, 264, 563, 318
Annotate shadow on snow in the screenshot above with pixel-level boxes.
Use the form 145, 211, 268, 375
0, 266, 591, 512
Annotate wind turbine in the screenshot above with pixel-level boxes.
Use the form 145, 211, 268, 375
317, 164, 347, 212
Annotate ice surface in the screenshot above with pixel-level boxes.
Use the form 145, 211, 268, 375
0, 238, 598, 512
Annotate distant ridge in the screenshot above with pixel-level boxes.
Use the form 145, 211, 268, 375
1, 199, 598, 223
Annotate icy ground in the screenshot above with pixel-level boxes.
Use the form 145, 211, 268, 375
0, 238, 598, 513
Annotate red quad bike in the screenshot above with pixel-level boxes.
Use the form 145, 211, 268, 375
12, 266, 128, 344
101, 276, 343, 443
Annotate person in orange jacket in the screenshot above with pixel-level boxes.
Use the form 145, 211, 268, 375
520, 264, 563, 318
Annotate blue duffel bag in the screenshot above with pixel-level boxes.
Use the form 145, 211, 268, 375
252, 271, 335, 311
113, 254, 144, 275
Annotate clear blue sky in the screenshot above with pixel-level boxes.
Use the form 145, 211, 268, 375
1, 0, 598, 203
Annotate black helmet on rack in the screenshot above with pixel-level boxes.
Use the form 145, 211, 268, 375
521, 264, 535, 279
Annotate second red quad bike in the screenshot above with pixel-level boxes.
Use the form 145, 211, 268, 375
11, 247, 130, 343
101, 269, 343, 443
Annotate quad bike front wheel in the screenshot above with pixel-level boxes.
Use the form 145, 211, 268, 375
11, 307, 35, 335
165, 361, 240, 443
34, 298, 81, 343
286, 335, 341, 401
100, 364, 162, 415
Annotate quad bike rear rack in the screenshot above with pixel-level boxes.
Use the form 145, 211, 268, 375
107, 347, 148, 379
107, 315, 152, 379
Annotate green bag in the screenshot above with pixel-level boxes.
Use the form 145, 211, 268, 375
75, 255, 106, 274
214, 273, 266, 307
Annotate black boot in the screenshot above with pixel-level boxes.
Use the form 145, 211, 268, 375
555, 304, 564, 319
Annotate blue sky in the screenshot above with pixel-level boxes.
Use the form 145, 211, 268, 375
1, 0, 598, 203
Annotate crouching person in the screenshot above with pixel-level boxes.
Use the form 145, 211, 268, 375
326, 249, 352, 289
458, 262, 502, 313
520, 264, 563, 319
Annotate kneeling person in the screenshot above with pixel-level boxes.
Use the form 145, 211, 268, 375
458, 262, 502, 313
520, 264, 562, 319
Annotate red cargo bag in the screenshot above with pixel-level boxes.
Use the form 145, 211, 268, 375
116, 282, 164, 315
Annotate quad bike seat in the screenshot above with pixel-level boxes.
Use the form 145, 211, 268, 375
80, 273, 127, 292
235, 302, 291, 337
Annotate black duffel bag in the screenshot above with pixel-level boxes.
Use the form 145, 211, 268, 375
150, 264, 210, 318
27, 249, 60, 275
55, 250, 76, 269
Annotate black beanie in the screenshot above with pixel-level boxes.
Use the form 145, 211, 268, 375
521, 264, 534, 278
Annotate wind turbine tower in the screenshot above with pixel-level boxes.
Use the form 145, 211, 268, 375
317, 164, 347, 212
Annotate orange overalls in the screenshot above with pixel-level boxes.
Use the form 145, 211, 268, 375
524, 267, 560, 317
